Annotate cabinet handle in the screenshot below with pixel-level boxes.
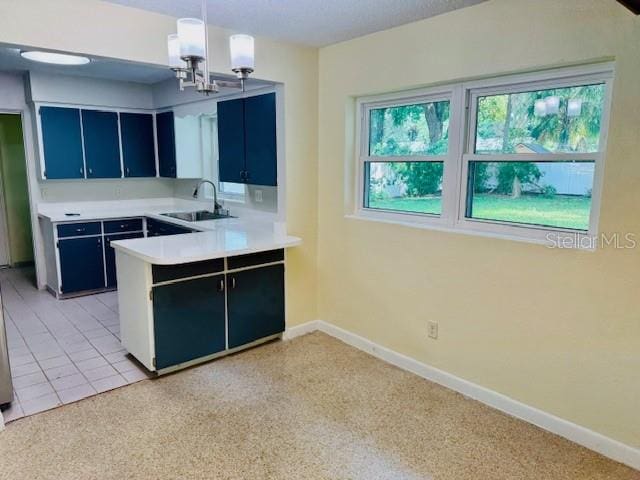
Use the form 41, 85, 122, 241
88, 168, 93, 175
76, 228, 85, 232
218, 279, 225, 292
231, 277, 236, 289
80, 167, 84, 175
126, 167, 130, 176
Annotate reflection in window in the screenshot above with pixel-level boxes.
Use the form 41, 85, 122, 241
475, 84, 605, 154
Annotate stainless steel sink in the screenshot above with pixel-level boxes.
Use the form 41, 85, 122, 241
161, 210, 235, 222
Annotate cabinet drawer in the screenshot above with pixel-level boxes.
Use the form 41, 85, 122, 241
227, 249, 284, 270
104, 218, 143, 234
57, 222, 102, 238
152, 259, 224, 284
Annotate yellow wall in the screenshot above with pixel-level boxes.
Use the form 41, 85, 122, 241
0, 114, 33, 264
0, 0, 319, 325
317, 0, 640, 448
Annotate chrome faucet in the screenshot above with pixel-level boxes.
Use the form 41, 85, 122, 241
193, 179, 223, 214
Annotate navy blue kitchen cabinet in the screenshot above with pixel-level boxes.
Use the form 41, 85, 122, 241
120, 113, 156, 177
217, 97, 245, 184
146, 218, 194, 237
58, 237, 105, 294
217, 92, 277, 186
152, 275, 226, 369
39, 107, 85, 179
227, 263, 285, 348
82, 110, 122, 178
156, 111, 177, 178
105, 231, 144, 288
244, 93, 277, 186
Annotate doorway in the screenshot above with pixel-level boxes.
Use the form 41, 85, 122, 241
0, 113, 33, 268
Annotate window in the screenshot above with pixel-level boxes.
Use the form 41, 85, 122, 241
355, 64, 613, 246
359, 94, 456, 221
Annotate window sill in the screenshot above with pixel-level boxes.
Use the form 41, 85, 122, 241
345, 212, 597, 251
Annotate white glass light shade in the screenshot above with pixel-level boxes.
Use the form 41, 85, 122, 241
567, 98, 582, 117
229, 34, 255, 70
534, 99, 547, 117
21, 51, 90, 65
167, 34, 186, 69
544, 96, 560, 115
177, 18, 206, 59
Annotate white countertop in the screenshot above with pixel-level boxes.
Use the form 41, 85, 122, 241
37, 198, 301, 265
112, 220, 301, 265
37, 198, 217, 223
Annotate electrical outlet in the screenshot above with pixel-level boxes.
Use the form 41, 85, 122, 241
427, 321, 438, 339
254, 189, 263, 203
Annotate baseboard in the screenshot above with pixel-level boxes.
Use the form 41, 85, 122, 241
283, 320, 321, 340
285, 320, 640, 471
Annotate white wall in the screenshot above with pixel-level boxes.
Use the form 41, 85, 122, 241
28, 72, 154, 109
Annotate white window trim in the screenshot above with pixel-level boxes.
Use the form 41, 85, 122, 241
355, 84, 463, 229
352, 62, 615, 249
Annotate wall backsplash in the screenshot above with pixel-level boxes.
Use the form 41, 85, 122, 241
172, 179, 278, 213
38, 178, 175, 202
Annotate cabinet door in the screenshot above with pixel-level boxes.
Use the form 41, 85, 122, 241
82, 110, 122, 178
156, 111, 177, 178
153, 275, 226, 370
120, 113, 156, 177
244, 93, 277, 186
105, 231, 144, 288
217, 97, 245, 184
58, 237, 105, 294
39, 107, 85, 179
227, 264, 285, 349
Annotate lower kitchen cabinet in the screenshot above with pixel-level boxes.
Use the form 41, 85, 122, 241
152, 275, 227, 370
227, 264, 285, 349
117, 249, 287, 374
42, 217, 148, 297
105, 231, 144, 288
58, 237, 105, 294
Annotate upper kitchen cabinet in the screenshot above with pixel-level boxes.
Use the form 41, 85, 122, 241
218, 92, 277, 187
81, 110, 122, 178
120, 113, 157, 177
217, 97, 245, 184
156, 111, 177, 178
244, 93, 277, 186
38, 105, 158, 180
39, 106, 85, 179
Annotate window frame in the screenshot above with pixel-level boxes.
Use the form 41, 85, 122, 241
353, 63, 614, 247
355, 85, 464, 228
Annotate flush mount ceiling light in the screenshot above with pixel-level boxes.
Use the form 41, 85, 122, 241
20, 51, 90, 65
167, 0, 255, 96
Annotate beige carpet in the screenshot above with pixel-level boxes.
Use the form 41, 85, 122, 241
0, 332, 636, 480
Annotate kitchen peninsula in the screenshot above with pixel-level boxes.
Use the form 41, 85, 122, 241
111, 208, 300, 375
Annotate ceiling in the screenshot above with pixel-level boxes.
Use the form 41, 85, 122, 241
102, 0, 488, 47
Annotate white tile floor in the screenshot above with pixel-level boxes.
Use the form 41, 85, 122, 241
1, 267, 152, 423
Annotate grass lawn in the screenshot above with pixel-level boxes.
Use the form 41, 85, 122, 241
368, 193, 591, 230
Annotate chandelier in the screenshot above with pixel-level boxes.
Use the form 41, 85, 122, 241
167, 0, 255, 95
